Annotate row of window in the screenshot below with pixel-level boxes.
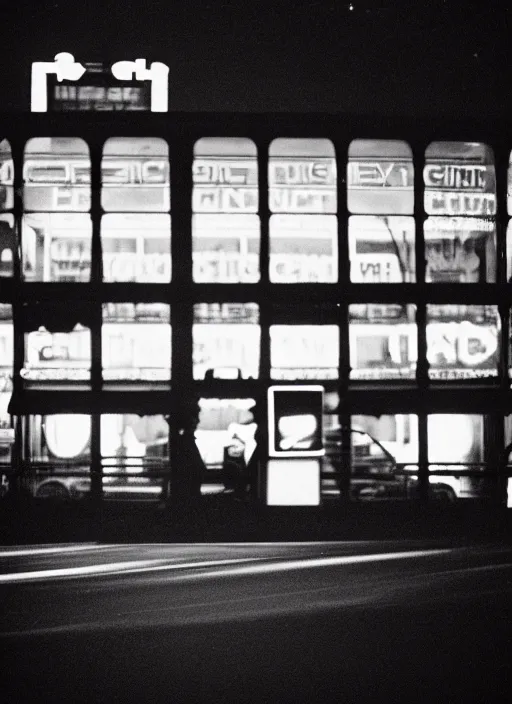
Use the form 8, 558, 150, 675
0, 136, 501, 284
3, 410, 504, 505
0, 302, 505, 383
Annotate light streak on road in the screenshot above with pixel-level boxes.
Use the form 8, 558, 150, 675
0, 549, 451, 584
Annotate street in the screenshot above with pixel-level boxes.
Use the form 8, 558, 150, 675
1, 540, 511, 702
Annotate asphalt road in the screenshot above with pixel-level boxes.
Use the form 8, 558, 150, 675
1, 541, 511, 703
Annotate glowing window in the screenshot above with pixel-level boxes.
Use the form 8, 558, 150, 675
101, 137, 170, 212
0, 214, 14, 277
424, 143, 496, 284
193, 138, 259, 283
23, 137, 91, 212
349, 304, 417, 381
22, 213, 92, 282
193, 303, 260, 380
102, 303, 171, 382
349, 216, 415, 283
0, 305, 13, 465
269, 139, 337, 283
21, 304, 91, 383
270, 325, 339, 380
0, 139, 13, 211
347, 140, 413, 215
427, 305, 499, 381
100, 414, 169, 500
101, 213, 171, 282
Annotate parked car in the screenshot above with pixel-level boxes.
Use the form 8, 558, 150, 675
322, 426, 458, 503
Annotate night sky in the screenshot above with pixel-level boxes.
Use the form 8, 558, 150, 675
0, 0, 508, 116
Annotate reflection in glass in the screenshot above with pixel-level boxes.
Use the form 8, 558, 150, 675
23, 137, 91, 212
193, 303, 259, 380
428, 414, 486, 499
269, 214, 337, 283
193, 214, 259, 283
192, 138, 258, 283
20, 415, 92, 500
22, 324, 91, 381
0, 305, 13, 471
425, 216, 496, 283
0, 215, 15, 277
101, 137, 170, 212
101, 414, 168, 500
102, 303, 171, 381
0, 139, 13, 210
427, 305, 499, 380
347, 140, 413, 215
424, 142, 496, 217
196, 398, 256, 494
349, 304, 416, 380
270, 325, 339, 380
22, 213, 92, 282
0, 304, 13, 373
349, 216, 415, 283
269, 138, 336, 214
269, 139, 337, 283
101, 213, 171, 282
322, 414, 419, 501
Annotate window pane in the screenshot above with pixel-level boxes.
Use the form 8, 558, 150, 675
269, 138, 336, 214
269, 139, 337, 283
0, 304, 13, 373
508, 151, 512, 215
424, 142, 496, 217
427, 305, 499, 380
102, 303, 171, 381
425, 216, 496, 283
193, 303, 260, 380
193, 137, 257, 213
196, 398, 256, 495
20, 414, 92, 501
0, 139, 13, 210
269, 214, 337, 283
22, 213, 92, 282
270, 325, 339, 380
349, 216, 415, 282
101, 138, 170, 212
349, 304, 416, 380
101, 213, 171, 282
0, 304, 13, 469
428, 414, 487, 500
23, 138, 91, 212
0, 379, 13, 469
0, 214, 15, 277
504, 221, 512, 282
22, 324, 91, 381
101, 414, 169, 501
192, 138, 258, 282
323, 414, 419, 502
193, 213, 259, 283
347, 140, 413, 215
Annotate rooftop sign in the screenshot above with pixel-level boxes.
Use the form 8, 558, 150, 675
31, 53, 169, 112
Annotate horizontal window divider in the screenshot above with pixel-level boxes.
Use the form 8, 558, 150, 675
4, 283, 512, 306
338, 388, 512, 415
2, 112, 511, 143
7, 389, 175, 415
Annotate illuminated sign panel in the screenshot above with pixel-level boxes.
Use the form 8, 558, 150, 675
49, 82, 151, 111
192, 158, 258, 213
268, 385, 324, 458
424, 143, 496, 216
31, 53, 169, 112
269, 158, 337, 213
